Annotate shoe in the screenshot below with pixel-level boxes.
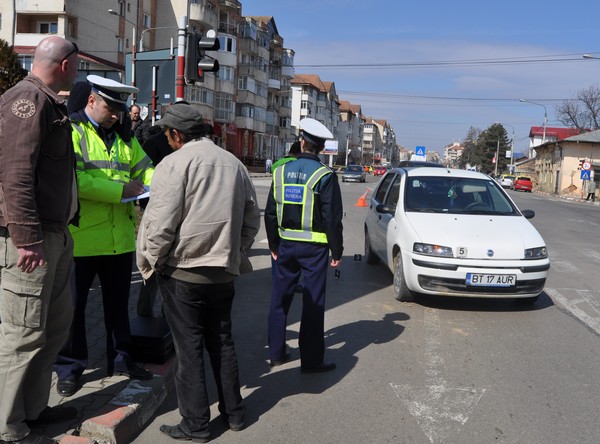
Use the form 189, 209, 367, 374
26, 405, 77, 426
219, 413, 245, 432
269, 351, 291, 367
159, 424, 210, 443
0, 432, 57, 443
56, 376, 79, 397
112, 363, 153, 380
301, 361, 336, 373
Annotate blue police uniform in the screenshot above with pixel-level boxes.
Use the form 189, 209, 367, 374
264, 152, 343, 369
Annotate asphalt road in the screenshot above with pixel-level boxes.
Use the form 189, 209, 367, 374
133, 175, 600, 444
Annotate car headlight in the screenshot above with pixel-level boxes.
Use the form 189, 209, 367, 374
413, 243, 454, 257
524, 246, 548, 259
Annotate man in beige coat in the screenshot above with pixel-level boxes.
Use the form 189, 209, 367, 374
136, 104, 260, 442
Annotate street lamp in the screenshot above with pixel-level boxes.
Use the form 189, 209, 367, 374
502, 123, 515, 174
108, 9, 137, 104
583, 54, 600, 60
139, 26, 179, 52
519, 98, 547, 152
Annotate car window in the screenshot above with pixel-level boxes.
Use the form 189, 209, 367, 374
374, 173, 396, 203
404, 176, 518, 215
347, 165, 362, 172
383, 175, 401, 206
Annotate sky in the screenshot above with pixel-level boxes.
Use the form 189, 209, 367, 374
242, 0, 600, 156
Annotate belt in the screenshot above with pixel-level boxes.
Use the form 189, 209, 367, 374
0, 226, 9, 237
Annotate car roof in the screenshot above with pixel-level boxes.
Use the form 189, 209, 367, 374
397, 160, 445, 168
389, 166, 493, 180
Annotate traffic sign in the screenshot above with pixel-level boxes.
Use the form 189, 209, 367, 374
415, 146, 426, 157
583, 160, 592, 171
581, 170, 591, 180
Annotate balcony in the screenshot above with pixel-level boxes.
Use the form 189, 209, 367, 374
189, 3, 218, 28
268, 78, 280, 90
16, 0, 65, 11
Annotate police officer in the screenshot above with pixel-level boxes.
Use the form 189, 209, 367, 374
54, 75, 154, 397
264, 118, 344, 373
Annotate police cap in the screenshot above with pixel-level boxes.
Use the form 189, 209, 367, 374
87, 75, 139, 112
299, 118, 333, 147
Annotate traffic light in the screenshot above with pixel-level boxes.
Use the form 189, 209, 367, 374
185, 32, 220, 83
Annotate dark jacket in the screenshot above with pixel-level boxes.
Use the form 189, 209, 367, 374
0, 75, 77, 247
264, 153, 344, 260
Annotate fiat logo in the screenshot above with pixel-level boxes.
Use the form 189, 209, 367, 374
487, 249, 494, 257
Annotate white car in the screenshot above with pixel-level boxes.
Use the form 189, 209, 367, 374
364, 167, 549, 303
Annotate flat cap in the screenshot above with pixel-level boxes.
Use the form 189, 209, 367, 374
299, 118, 333, 147
87, 74, 138, 112
157, 103, 204, 135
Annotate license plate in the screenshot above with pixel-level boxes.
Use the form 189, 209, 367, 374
466, 273, 516, 287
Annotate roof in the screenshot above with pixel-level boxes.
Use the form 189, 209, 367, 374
291, 74, 326, 92
528, 126, 582, 139
562, 129, 600, 143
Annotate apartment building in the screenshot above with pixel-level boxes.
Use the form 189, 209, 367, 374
338, 101, 364, 165
444, 141, 464, 167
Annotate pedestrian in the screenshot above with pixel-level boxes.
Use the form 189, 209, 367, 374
54, 75, 155, 398
130, 104, 142, 134
264, 118, 344, 372
265, 157, 272, 174
0, 35, 79, 444
137, 104, 260, 441
586, 180, 596, 202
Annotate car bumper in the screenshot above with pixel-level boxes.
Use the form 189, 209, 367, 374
342, 176, 364, 182
404, 253, 549, 298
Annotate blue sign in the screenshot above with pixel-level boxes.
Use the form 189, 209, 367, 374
415, 146, 426, 157
581, 170, 591, 180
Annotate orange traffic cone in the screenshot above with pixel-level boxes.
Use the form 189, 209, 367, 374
355, 191, 368, 207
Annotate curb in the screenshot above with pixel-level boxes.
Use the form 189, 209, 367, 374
60, 358, 175, 444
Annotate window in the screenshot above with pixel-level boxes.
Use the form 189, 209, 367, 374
279, 116, 291, 129
117, 38, 125, 53
186, 85, 213, 105
215, 92, 233, 121
143, 13, 151, 28
39, 22, 58, 34
19, 55, 33, 72
219, 36, 235, 53
218, 66, 234, 81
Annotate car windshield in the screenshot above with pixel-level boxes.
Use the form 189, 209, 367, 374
404, 176, 519, 215
346, 166, 362, 172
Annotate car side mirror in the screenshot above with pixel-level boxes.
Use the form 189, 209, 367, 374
521, 209, 535, 219
376, 204, 395, 214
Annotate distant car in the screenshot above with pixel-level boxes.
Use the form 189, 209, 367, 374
511, 176, 532, 192
373, 166, 388, 176
398, 160, 445, 168
364, 167, 549, 304
342, 165, 366, 182
499, 174, 515, 188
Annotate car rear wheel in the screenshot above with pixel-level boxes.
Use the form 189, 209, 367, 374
364, 229, 379, 265
393, 253, 414, 302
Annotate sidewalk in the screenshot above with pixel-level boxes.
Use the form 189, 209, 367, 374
34, 268, 174, 444
34, 171, 272, 444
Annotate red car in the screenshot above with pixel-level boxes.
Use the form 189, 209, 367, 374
373, 166, 388, 176
511, 176, 532, 192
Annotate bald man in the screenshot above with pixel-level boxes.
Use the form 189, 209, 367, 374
0, 36, 80, 444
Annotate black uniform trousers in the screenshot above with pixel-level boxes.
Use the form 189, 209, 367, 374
268, 239, 329, 367
54, 252, 134, 379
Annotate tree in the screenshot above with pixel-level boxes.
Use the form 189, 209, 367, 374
0, 39, 27, 95
556, 85, 600, 131
458, 126, 481, 169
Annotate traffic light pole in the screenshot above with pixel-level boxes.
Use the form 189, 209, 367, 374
176, 16, 187, 102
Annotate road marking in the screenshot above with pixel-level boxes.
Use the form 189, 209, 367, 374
390, 308, 485, 444
547, 287, 600, 335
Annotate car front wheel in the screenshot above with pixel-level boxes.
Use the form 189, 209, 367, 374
364, 229, 379, 265
393, 253, 414, 302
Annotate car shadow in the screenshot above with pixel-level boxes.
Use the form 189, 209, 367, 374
414, 290, 554, 312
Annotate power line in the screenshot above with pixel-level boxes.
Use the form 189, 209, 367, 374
295, 52, 593, 69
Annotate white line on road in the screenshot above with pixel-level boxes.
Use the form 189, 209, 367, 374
546, 287, 600, 336
390, 308, 485, 444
